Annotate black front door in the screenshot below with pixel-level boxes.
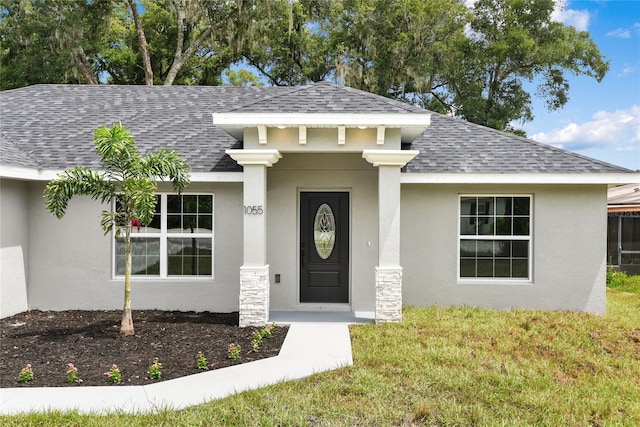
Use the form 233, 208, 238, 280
300, 192, 349, 303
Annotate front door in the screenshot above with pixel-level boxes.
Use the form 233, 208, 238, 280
300, 192, 349, 303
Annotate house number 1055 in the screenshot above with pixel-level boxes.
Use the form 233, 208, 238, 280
244, 205, 264, 215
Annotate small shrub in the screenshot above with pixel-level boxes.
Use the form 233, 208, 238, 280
65, 363, 81, 384
18, 364, 34, 383
260, 323, 276, 339
251, 329, 263, 351
196, 351, 208, 370
104, 364, 122, 384
227, 343, 241, 360
148, 358, 162, 379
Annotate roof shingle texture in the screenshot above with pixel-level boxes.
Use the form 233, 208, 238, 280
0, 83, 630, 174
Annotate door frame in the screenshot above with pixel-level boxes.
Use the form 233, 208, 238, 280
297, 189, 352, 307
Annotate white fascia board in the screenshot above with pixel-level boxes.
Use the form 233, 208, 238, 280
0, 165, 243, 183
212, 112, 431, 129
400, 173, 640, 185
187, 172, 244, 182
0, 166, 61, 181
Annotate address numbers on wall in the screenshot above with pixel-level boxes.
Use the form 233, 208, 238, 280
243, 205, 264, 215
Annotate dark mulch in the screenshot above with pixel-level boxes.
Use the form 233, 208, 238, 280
0, 310, 288, 387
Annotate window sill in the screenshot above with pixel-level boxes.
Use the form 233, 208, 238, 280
457, 278, 533, 286
111, 276, 214, 282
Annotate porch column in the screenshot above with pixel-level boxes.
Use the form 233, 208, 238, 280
226, 149, 282, 327
363, 150, 419, 323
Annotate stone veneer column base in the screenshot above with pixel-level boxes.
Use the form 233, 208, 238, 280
375, 266, 403, 323
239, 265, 270, 327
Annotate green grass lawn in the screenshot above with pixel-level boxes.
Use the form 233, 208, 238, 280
3, 288, 639, 426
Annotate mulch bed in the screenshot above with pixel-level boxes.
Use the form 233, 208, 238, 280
0, 310, 288, 387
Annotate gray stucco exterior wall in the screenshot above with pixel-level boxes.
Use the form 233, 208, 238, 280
0, 179, 30, 317
24, 182, 244, 313
1, 176, 610, 317
401, 184, 607, 314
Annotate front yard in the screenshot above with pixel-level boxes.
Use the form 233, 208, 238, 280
2, 287, 639, 426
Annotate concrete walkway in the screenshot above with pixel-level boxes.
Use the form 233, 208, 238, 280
0, 313, 372, 415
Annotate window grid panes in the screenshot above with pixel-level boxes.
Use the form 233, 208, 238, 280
168, 238, 212, 276
167, 195, 213, 233
459, 196, 531, 280
115, 238, 161, 276
114, 194, 213, 278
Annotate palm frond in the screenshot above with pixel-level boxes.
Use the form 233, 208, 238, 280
143, 149, 191, 194
94, 124, 140, 174
44, 168, 115, 219
123, 177, 158, 225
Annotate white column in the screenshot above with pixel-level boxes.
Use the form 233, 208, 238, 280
363, 150, 419, 323
226, 149, 281, 327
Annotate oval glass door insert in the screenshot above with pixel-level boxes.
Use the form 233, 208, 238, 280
314, 203, 336, 259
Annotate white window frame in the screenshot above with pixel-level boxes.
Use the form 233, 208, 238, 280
112, 193, 214, 280
457, 194, 533, 284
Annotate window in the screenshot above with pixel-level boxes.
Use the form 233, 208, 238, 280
459, 195, 531, 281
114, 194, 213, 278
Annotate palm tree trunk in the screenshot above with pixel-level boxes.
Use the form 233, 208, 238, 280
120, 229, 135, 335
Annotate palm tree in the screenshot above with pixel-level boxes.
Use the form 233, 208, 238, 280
44, 124, 190, 335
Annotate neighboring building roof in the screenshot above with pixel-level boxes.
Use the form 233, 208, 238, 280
0, 83, 633, 175
608, 183, 640, 212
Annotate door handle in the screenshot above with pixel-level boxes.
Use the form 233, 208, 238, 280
300, 242, 305, 267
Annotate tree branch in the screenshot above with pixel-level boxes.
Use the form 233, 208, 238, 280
127, 0, 153, 85
165, 26, 213, 85
165, 0, 239, 86
72, 47, 98, 84
245, 57, 284, 86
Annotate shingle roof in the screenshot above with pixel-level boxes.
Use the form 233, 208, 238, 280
406, 113, 630, 173
0, 85, 275, 172
227, 81, 428, 114
0, 83, 631, 174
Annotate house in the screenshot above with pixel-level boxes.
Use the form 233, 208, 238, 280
607, 183, 640, 275
1, 83, 637, 325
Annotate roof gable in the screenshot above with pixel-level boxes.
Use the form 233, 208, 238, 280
226, 82, 428, 115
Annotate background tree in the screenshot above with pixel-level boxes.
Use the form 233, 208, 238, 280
104, 0, 254, 85
43, 124, 190, 336
0, 0, 112, 89
324, 0, 468, 105
440, 0, 609, 132
224, 69, 264, 87
1, 0, 609, 134
320, 0, 607, 133
240, 0, 334, 86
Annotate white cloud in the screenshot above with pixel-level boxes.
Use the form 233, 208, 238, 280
607, 23, 640, 38
606, 28, 631, 38
551, 0, 590, 31
619, 65, 636, 77
530, 105, 640, 152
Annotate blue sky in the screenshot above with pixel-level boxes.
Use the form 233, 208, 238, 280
521, 0, 640, 170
